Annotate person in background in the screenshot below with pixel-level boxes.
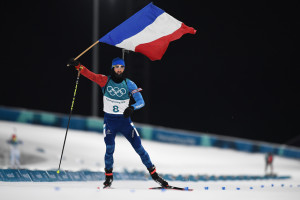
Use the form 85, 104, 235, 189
265, 152, 274, 175
7, 134, 23, 169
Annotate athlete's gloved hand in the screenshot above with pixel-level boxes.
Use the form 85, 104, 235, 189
67, 58, 80, 67
123, 106, 134, 118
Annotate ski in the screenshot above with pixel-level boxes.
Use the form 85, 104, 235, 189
103, 185, 114, 189
102, 185, 192, 191
149, 186, 193, 191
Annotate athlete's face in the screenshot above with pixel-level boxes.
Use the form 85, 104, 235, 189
113, 65, 125, 75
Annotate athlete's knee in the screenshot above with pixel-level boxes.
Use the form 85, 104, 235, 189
130, 134, 142, 149
134, 145, 147, 155
104, 134, 115, 145
106, 144, 115, 155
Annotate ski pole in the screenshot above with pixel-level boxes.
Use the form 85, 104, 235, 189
57, 67, 82, 174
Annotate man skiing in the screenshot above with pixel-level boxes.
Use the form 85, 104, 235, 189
68, 57, 168, 188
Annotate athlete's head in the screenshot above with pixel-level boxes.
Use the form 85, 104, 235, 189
111, 57, 125, 82
112, 57, 125, 68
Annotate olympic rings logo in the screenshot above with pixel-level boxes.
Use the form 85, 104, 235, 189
107, 86, 126, 97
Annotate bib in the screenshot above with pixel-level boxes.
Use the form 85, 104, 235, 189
103, 79, 130, 114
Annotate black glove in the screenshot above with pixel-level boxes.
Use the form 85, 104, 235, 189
123, 106, 134, 118
67, 58, 80, 67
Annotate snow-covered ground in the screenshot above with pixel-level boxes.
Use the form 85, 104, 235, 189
0, 120, 300, 200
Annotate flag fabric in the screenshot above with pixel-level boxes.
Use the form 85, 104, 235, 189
99, 3, 196, 61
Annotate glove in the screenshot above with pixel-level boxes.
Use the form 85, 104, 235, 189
67, 58, 80, 67
123, 106, 134, 118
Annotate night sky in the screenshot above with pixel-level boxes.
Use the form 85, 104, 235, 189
1, 1, 298, 146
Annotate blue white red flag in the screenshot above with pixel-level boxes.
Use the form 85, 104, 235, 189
99, 3, 196, 61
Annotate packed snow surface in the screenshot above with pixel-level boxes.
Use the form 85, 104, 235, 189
0, 120, 299, 200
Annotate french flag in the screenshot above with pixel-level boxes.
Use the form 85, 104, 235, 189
99, 3, 196, 61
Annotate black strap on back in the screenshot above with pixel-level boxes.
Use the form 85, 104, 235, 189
124, 78, 130, 96
103, 77, 111, 95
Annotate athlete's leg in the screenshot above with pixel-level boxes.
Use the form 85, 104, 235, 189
121, 118, 168, 187
121, 120, 153, 168
15, 150, 20, 169
270, 163, 273, 174
103, 120, 117, 170
10, 150, 14, 168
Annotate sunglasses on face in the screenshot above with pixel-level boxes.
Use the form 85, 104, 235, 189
113, 65, 125, 69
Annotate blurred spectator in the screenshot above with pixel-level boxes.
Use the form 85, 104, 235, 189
7, 134, 23, 169
265, 152, 274, 175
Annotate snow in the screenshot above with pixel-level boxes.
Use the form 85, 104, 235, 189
1, 120, 300, 200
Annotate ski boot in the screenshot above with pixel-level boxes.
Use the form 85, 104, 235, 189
148, 165, 169, 187
103, 168, 113, 188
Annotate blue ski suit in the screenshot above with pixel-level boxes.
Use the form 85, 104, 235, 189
76, 65, 153, 170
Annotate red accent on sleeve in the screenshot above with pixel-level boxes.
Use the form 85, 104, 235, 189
131, 88, 143, 94
76, 65, 108, 87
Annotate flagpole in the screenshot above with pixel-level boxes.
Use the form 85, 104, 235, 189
74, 40, 100, 60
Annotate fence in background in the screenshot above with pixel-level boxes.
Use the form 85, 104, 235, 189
0, 106, 299, 159
0, 169, 290, 182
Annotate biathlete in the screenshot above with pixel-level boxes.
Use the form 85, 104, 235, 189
68, 57, 168, 188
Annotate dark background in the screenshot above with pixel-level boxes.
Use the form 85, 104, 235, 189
1, 0, 299, 146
